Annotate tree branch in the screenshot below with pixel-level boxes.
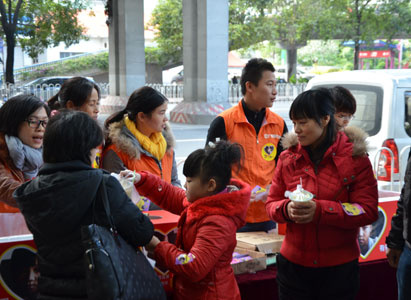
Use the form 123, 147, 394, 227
13, 0, 24, 26
0, 1, 8, 30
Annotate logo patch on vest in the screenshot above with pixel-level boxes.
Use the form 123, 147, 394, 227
262, 143, 277, 161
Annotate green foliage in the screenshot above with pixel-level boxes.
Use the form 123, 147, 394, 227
0, 0, 90, 82
18, 51, 108, 82
148, 0, 183, 66
228, 0, 273, 50
321, 0, 411, 69
297, 40, 354, 69
288, 74, 296, 84
18, 0, 88, 59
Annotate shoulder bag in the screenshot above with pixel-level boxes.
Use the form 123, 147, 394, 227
81, 175, 166, 300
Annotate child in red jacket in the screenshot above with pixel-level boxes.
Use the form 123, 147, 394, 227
123, 141, 251, 300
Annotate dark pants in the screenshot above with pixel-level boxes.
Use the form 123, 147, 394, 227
237, 220, 276, 232
397, 244, 411, 300
276, 254, 359, 300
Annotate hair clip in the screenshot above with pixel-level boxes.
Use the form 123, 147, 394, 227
208, 137, 220, 148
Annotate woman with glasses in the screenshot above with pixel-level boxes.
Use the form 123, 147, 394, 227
331, 86, 356, 131
47, 77, 102, 167
0, 95, 49, 235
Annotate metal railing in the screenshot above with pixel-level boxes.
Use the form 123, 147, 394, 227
0, 82, 306, 104
0, 82, 110, 102
146, 83, 306, 104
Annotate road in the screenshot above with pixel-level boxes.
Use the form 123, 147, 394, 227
171, 123, 209, 183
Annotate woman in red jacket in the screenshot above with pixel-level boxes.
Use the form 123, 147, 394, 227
266, 88, 378, 300
127, 141, 250, 300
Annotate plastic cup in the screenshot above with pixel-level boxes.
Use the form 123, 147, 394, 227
289, 189, 313, 202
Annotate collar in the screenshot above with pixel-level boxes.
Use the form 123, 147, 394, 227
241, 99, 266, 124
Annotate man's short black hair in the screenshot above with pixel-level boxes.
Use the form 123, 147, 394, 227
0, 95, 50, 136
240, 58, 275, 96
43, 110, 103, 165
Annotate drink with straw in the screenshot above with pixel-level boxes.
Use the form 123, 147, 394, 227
285, 177, 313, 202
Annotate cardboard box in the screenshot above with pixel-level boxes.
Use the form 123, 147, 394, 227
145, 210, 179, 292
231, 247, 267, 275
236, 231, 284, 254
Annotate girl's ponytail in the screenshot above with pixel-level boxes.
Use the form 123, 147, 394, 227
47, 93, 61, 110
104, 108, 128, 129
183, 140, 244, 193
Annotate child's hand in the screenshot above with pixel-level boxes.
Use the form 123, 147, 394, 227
119, 170, 141, 184
145, 236, 161, 253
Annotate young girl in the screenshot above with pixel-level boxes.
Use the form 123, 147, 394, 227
331, 85, 356, 131
266, 88, 378, 300
126, 141, 250, 300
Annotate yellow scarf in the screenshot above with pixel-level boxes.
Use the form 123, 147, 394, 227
124, 116, 167, 161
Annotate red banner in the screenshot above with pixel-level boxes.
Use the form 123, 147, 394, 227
359, 50, 391, 58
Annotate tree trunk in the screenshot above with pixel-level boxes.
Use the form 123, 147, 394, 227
5, 33, 15, 84
353, 41, 360, 70
286, 48, 297, 82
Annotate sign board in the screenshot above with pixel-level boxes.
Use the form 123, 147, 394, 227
359, 50, 391, 59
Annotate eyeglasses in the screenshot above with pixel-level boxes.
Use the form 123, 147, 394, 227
26, 119, 48, 128
335, 114, 354, 121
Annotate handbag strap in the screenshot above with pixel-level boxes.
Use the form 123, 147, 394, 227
98, 174, 119, 235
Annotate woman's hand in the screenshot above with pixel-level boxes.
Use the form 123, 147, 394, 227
145, 235, 161, 253
119, 170, 141, 184
287, 200, 317, 224
387, 248, 402, 268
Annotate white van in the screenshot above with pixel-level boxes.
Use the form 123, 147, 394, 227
306, 69, 411, 192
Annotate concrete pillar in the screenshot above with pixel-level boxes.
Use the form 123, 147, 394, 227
108, 0, 145, 97
171, 0, 231, 125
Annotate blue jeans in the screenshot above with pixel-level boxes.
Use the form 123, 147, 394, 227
397, 244, 411, 300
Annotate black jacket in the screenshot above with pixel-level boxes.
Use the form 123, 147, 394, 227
386, 158, 411, 250
14, 161, 154, 300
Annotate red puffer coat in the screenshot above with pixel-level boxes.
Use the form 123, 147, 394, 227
135, 172, 251, 300
266, 127, 378, 267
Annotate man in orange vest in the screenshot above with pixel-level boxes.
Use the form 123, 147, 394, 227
206, 58, 288, 232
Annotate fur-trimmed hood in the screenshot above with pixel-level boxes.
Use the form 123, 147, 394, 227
185, 179, 251, 229
280, 126, 369, 157
107, 119, 176, 160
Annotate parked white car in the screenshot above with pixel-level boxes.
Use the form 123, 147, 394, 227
306, 69, 411, 192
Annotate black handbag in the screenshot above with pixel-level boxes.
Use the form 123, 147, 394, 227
81, 175, 166, 300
